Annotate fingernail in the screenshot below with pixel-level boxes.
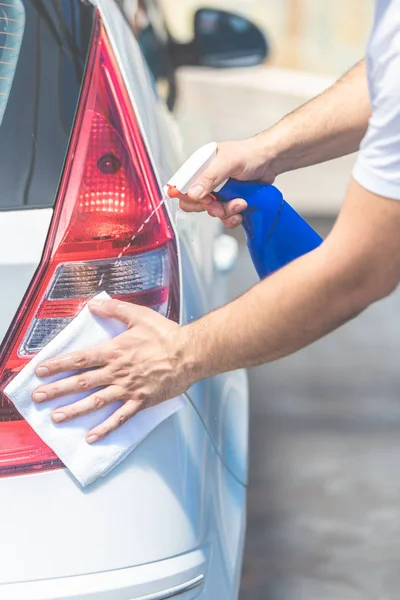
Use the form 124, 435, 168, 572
35, 366, 49, 377
231, 216, 242, 225
207, 208, 218, 217
188, 184, 205, 200
88, 299, 103, 309
234, 203, 245, 214
33, 391, 47, 403
86, 434, 98, 444
52, 412, 66, 423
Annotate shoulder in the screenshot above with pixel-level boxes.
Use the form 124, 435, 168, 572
353, 1, 400, 200
368, 0, 400, 92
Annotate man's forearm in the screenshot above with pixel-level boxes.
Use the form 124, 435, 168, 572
258, 60, 371, 176
184, 246, 364, 378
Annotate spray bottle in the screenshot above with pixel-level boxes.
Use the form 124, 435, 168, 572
165, 142, 322, 279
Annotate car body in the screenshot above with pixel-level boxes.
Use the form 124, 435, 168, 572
0, 1, 253, 598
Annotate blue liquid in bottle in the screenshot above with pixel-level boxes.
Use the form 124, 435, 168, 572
216, 179, 323, 279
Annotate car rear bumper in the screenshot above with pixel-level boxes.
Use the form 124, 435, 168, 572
0, 548, 207, 600
0, 398, 246, 599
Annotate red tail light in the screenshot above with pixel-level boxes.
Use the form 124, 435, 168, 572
0, 16, 179, 476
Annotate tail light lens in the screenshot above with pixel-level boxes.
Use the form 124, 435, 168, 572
0, 16, 179, 476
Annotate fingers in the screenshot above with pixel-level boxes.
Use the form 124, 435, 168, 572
186, 144, 236, 200
88, 298, 148, 324
207, 198, 247, 229
215, 198, 247, 229
205, 200, 226, 219
35, 345, 108, 378
179, 195, 247, 228
222, 214, 244, 229
207, 197, 247, 219
33, 368, 111, 403
179, 197, 208, 213
86, 400, 142, 444
50, 385, 123, 424
222, 197, 247, 217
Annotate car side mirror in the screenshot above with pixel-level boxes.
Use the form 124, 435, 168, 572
169, 8, 269, 69
193, 8, 268, 68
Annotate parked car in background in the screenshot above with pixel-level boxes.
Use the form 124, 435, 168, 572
0, 1, 266, 598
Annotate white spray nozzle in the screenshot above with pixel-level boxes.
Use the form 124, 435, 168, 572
164, 141, 228, 197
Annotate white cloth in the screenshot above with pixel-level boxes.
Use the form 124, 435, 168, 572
353, 0, 400, 199
5, 292, 185, 487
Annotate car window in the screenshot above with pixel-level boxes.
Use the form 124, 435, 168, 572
0, 0, 92, 210
0, 1, 25, 127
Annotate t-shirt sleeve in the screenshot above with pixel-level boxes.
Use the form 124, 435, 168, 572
353, 9, 400, 199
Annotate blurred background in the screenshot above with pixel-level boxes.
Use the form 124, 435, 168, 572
129, 1, 400, 598
169, 0, 373, 214
161, 0, 373, 74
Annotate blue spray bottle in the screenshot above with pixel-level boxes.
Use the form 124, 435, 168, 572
166, 142, 322, 279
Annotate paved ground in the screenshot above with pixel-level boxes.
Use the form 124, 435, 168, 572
230, 221, 400, 600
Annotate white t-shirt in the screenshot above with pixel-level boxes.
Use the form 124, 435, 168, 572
353, 0, 400, 199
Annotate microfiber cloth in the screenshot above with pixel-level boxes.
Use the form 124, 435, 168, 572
5, 292, 185, 487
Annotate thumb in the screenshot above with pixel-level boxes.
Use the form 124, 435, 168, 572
187, 148, 230, 201
88, 298, 144, 325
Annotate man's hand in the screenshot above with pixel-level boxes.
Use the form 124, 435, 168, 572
178, 60, 370, 228
178, 137, 277, 229
32, 299, 191, 444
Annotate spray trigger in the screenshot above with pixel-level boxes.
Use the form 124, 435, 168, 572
165, 184, 181, 199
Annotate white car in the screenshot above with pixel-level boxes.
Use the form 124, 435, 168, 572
0, 1, 266, 598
